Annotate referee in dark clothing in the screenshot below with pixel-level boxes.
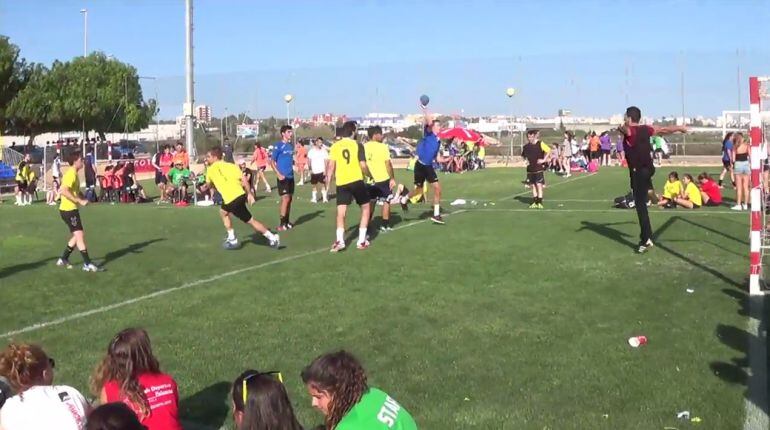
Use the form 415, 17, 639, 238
619, 106, 687, 253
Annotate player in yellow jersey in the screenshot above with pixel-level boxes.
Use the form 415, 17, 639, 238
202, 147, 280, 250
325, 121, 372, 252
56, 151, 101, 272
364, 126, 397, 232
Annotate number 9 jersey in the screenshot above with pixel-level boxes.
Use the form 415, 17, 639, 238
330, 137, 366, 186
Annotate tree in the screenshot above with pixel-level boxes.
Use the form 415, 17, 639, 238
0, 36, 33, 135
6, 63, 58, 143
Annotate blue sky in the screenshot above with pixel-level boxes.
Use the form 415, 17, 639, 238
2, 0, 769, 119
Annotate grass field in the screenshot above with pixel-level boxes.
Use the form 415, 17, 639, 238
0, 166, 763, 429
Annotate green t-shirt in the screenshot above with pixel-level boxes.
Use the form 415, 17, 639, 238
336, 388, 417, 430
168, 167, 191, 185
651, 136, 664, 150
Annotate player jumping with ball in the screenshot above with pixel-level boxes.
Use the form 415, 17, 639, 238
400, 101, 444, 224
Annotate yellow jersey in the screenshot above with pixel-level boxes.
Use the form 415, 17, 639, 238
662, 180, 682, 199
684, 182, 703, 206
330, 138, 365, 186
59, 167, 81, 211
205, 160, 246, 204
15, 161, 31, 182
364, 140, 391, 183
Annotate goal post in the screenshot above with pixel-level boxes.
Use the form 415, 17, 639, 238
749, 76, 769, 295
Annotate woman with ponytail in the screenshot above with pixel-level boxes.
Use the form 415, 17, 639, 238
301, 351, 418, 430
90, 328, 181, 430
0, 342, 89, 430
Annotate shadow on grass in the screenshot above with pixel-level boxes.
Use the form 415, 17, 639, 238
293, 210, 323, 227
0, 257, 58, 280
179, 381, 231, 429
710, 290, 768, 417
577, 221, 635, 248
101, 238, 167, 266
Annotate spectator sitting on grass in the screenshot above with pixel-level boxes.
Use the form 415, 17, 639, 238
0, 342, 90, 430
657, 171, 682, 208
673, 174, 702, 209
91, 328, 182, 430
698, 172, 722, 206
231, 370, 303, 430
301, 350, 418, 430
86, 403, 144, 430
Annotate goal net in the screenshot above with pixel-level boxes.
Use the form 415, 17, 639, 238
750, 76, 769, 295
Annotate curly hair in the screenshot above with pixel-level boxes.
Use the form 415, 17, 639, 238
301, 350, 368, 430
90, 328, 160, 419
0, 342, 50, 394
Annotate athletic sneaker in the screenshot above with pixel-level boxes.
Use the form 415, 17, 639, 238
310, 198, 317, 203
56, 258, 73, 269
277, 224, 289, 232
285, 222, 294, 229
379, 225, 393, 233
536, 203, 544, 209
266, 186, 272, 193
529, 202, 538, 209
330, 241, 346, 253
356, 240, 370, 250
430, 215, 445, 224
82, 263, 102, 272
637, 239, 654, 254
223, 238, 239, 250
269, 234, 280, 249
743, 204, 749, 210
731, 204, 743, 211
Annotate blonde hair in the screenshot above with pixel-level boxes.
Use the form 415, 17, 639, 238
0, 342, 50, 393
90, 328, 160, 418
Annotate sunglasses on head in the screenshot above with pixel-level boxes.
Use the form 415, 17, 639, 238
242, 371, 283, 405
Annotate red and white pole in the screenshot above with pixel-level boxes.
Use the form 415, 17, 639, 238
749, 76, 764, 295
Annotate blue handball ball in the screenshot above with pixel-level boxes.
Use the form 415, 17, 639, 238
419, 94, 430, 107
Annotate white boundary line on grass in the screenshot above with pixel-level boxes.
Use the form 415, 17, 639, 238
0, 210, 466, 339
745, 296, 769, 430
464, 207, 749, 216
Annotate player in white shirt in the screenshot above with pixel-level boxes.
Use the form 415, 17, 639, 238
0, 343, 89, 430
47, 151, 63, 205
307, 137, 330, 203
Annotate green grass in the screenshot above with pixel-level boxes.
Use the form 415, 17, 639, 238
0, 166, 759, 429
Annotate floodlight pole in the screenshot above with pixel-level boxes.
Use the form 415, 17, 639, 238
80, 9, 88, 57
184, 0, 195, 159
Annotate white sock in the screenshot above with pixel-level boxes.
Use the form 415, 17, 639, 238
322, 188, 328, 200
358, 228, 367, 244
15, 194, 20, 204
336, 228, 344, 243
433, 204, 440, 216
263, 231, 276, 241
227, 229, 236, 241
312, 190, 317, 201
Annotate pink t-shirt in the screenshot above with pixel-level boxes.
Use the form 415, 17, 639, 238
103, 372, 182, 430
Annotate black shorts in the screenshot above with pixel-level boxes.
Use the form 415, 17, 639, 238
310, 173, 325, 185
601, 149, 611, 155
705, 200, 721, 207
414, 162, 438, 186
16, 180, 27, 191
257, 166, 267, 172
277, 177, 295, 196
155, 171, 167, 185
60, 210, 83, 233
526, 171, 545, 185
336, 180, 369, 206
722, 160, 732, 169
368, 180, 392, 202
221, 194, 252, 223
590, 151, 600, 159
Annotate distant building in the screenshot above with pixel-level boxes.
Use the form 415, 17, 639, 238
195, 105, 212, 124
